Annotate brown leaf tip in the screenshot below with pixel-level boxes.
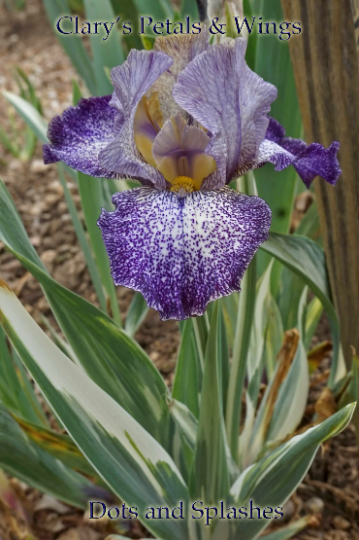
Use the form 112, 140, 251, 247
0, 279, 12, 292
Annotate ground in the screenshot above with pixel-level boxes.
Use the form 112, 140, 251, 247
0, 1, 358, 539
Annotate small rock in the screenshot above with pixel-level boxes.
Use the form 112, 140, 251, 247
48, 179, 64, 196
1, 259, 21, 272
332, 515, 351, 530
30, 159, 48, 174
40, 249, 57, 271
9, 159, 22, 171
44, 193, 61, 207
9, 34, 19, 44
30, 236, 41, 248
58, 201, 68, 213
24, 303, 34, 314
282, 499, 295, 521
30, 202, 45, 216
34, 495, 70, 515
305, 497, 324, 514
36, 297, 50, 313
150, 351, 160, 362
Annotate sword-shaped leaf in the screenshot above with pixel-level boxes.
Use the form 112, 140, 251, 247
231, 404, 355, 540
261, 232, 339, 386
0, 179, 169, 447
0, 282, 189, 540
0, 405, 95, 509
189, 304, 230, 503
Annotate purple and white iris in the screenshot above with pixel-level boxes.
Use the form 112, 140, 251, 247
43, 34, 341, 320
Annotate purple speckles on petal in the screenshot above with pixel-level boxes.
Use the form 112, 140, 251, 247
43, 95, 121, 178
260, 117, 341, 188
98, 187, 271, 320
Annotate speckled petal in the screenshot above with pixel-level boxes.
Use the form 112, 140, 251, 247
99, 49, 173, 188
257, 117, 341, 188
43, 95, 120, 178
173, 38, 277, 189
98, 186, 271, 320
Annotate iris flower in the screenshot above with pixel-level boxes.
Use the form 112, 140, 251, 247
43, 34, 341, 320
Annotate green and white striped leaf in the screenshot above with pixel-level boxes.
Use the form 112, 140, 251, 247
225, 258, 256, 462
226, 172, 260, 462
263, 295, 284, 379
0, 404, 95, 509
247, 287, 309, 465
169, 398, 198, 480
2, 91, 48, 145
304, 296, 323, 350
278, 201, 322, 332
57, 166, 109, 311
172, 319, 200, 419
0, 179, 169, 447
266, 288, 309, 443
261, 232, 339, 386
230, 403, 355, 540
124, 292, 149, 337
0, 283, 189, 540
238, 263, 272, 468
77, 172, 121, 325
189, 304, 230, 504
261, 517, 312, 540
11, 414, 97, 478
221, 293, 239, 349
169, 399, 197, 454
0, 326, 48, 426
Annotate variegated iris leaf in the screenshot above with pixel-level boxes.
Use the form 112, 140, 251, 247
230, 403, 354, 540
0, 177, 170, 449
0, 405, 96, 509
0, 280, 189, 540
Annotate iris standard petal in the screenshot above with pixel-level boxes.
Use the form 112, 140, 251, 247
99, 49, 173, 189
98, 186, 271, 320
257, 117, 341, 188
43, 95, 121, 178
173, 38, 277, 189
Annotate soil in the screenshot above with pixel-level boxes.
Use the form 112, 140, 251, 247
0, 1, 358, 539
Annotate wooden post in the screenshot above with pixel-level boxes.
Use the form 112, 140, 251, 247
281, 0, 359, 363
281, 0, 359, 436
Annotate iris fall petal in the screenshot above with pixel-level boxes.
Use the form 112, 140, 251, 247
257, 117, 341, 188
98, 187, 271, 320
43, 95, 121, 178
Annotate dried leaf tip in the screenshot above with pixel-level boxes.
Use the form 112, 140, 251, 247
0, 279, 12, 291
